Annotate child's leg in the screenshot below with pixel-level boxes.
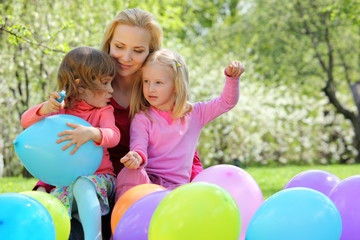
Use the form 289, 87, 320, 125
114, 167, 151, 202
73, 178, 102, 240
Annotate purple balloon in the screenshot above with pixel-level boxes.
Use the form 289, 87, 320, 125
329, 175, 360, 240
284, 170, 340, 196
192, 164, 264, 240
113, 190, 171, 240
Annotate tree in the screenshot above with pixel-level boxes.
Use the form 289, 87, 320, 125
0, 0, 119, 176
293, 0, 360, 161
0, 0, 239, 175
227, 0, 359, 162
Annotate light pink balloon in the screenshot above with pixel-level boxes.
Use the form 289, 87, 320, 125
192, 164, 264, 240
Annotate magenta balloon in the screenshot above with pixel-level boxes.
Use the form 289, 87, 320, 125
113, 190, 171, 240
192, 164, 264, 240
329, 175, 360, 240
283, 170, 340, 196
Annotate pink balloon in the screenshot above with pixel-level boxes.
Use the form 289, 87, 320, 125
329, 175, 360, 240
192, 164, 264, 240
284, 170, 340, 196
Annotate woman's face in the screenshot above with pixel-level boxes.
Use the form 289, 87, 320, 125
109, 24, 151, 81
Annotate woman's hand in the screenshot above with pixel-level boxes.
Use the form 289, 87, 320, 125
120, 151, 143, 169
225, 61, 245, 78
56, 123, 102, 155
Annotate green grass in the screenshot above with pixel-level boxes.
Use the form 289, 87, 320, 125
246, 164, 360, 198
1, 164, 359, 198
0, 177, 38, 193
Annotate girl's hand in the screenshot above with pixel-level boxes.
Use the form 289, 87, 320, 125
39, 92, 65, 115
120, 151, 143, 169
225, 61, 245, 78
56, 123, 102, 155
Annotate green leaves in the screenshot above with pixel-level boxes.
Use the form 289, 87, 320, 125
0, 0, 359, 176
5, 24, 32, 45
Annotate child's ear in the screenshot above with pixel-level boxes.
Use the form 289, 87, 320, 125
75, 78, 85, 93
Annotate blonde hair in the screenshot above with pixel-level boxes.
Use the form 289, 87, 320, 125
101, 8, 163, 54
130, 49, 193, 120
57, 47, 115, 108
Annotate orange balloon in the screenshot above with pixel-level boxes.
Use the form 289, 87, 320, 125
111, 184, 166, 233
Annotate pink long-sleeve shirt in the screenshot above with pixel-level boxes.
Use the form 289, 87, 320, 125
130, 72, 240, 187
21, 100, 120, 178
108, 100, 203, 179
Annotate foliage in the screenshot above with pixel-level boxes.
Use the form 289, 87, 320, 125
210, 0, 360, 162
0, 0, 128, 176
194, 58, 355, 167
0, 0, 359, 176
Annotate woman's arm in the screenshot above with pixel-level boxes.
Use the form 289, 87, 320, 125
190, 149, 203, 181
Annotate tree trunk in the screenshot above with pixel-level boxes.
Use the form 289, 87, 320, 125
353, 119, 360, 162
323, 83, 360, 163
22, 167, 33, 178
295, 0, 360, 163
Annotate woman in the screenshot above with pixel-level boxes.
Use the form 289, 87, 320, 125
101, 8, 203, 181
34, 8, 202, 239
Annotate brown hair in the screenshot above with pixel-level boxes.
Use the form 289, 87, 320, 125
57, 46, 115, 108
101, 8, 163, 54
130, 49, 193, 121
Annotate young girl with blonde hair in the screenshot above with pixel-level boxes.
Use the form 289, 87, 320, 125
116, 49, 245, 199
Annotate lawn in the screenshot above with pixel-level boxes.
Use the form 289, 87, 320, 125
1, 164, 359, 199
0, 177, 38, 193
246, 164, 360, 198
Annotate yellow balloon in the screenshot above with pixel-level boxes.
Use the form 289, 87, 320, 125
21, 191, 70, 240
149, 182, 241, 240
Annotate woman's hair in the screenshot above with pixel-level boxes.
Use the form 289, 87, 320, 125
57, 46, 115, 108
130, 49, 193, 120
101, 8, 163, 54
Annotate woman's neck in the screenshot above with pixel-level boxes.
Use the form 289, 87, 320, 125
111, 75, 133, 108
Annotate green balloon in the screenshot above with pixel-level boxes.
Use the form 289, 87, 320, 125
149, 182, 241, 240
21, 191, 70, 240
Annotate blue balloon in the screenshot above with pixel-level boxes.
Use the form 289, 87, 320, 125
245, 188, 342, 240
14, 114, 103, 186
0, 193, 56, 240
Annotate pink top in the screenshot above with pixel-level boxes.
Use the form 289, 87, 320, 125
130, 72, 240, 187
21, 100, 120, 177
106, 98, 202, 178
